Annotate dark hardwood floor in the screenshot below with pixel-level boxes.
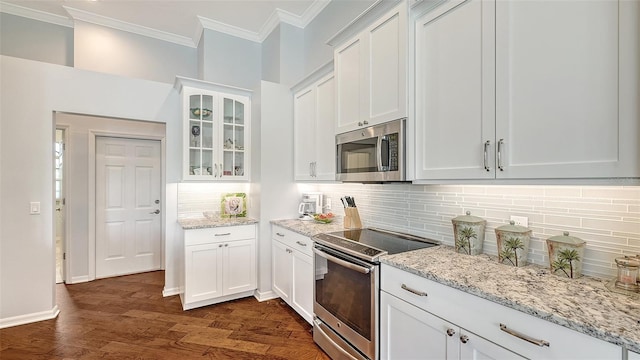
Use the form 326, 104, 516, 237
0, 271, 331, 360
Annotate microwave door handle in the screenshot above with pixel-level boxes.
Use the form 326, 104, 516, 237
377, 136, 384, 172
313, 248, 373, 274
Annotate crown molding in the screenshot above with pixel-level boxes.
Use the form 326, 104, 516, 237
0, 1, 73, 27
299, 0, 331, 27
63, 6, 196, 48
197, 15, 261, 43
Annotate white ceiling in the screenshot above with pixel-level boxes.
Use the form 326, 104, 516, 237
0, 0, 331, 45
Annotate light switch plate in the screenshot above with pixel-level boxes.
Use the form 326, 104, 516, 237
510, 215, 528, 227
30, 202, 41, 215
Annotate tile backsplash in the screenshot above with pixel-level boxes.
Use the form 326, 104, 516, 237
312, 184, 640, 279
177, 182, 250, 219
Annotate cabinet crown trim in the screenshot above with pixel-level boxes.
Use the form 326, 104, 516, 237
325, 0, 402, 47
174, 76, 253, 96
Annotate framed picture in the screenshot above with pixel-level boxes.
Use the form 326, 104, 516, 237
221, 193, 247, 217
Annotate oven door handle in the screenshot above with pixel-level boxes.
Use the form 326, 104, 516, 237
313, 248, 373, 274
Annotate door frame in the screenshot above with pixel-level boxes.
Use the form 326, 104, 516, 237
88, 130, 166, 281
54, 125, 70, 283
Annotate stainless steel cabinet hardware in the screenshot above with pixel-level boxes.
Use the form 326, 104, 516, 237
484, 140, 491, 171
224, 244, 228, 247
296, 241, 307, 247
310, 162, 313, 176
497, 139, 505, 171
500, 323, 550, 347
401, 284, 428, 297
149, 209, 160, 214
219, 244, 223, 247
214, 233, 231, 236
363, 120, 369, 125
276, 232, 285, 237
214, 164, 219, 177
460, 335, 469, 344
358, 122, 364, 126
286, 248, 292, 254
446, 328, 456, 337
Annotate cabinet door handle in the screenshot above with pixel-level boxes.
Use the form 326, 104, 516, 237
276, 232, 285, 237
219, 163, 224, 177
460, 335, 469, 344
497, 139, 505, 171
213, 164, 219, 177
401, 284, 428, 297
309, 162, 313, 177
286, 248, 292, 254
500, 323, 550, 347
296, 241, 307, 247
363, 120, 369, 125
358, 121, 363, 126
313, 162, 317, 177
483, 140, 491, 172
446, 328, 456, 337
215, 233, 231, 236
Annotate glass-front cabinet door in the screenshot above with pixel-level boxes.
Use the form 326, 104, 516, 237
222, 96, 246, 177
188, 93, 216, 177
178, 78, 251, 181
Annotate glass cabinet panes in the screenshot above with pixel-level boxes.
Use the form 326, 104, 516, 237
178, 79, 250, 181
222, 97, 246, 178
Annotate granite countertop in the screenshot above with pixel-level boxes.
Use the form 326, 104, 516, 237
178, 212, 258, 230
381, 245, 640, 353
271, 217, 346, 237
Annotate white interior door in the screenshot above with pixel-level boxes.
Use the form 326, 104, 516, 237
96, 137, 161, 278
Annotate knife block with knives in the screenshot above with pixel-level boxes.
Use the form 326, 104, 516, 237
342, 196, 362, 229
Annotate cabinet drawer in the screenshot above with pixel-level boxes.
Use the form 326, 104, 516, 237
272, 226, 313, 256
381, 264, 621, 359
185, 225, 255, 246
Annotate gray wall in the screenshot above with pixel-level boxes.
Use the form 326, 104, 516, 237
0, 13, 74, 67
303, 0, 376, 74
73, 21, 197, 84
261, 25, 281, 83
199, 29, 261, 90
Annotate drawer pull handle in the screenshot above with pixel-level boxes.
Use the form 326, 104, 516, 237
215, 233, 231, 236
276, 232, 285, 237
296, 241, 307, 247
500, 323, 550, 347
401, 284, 427, 297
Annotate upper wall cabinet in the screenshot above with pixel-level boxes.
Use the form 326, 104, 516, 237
293, 65, 336, 181
175, 77, 251, 181
334, 2, 408, 134
414, 0, 640, 180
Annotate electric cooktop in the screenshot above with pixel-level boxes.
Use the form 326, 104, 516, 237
313, 228, 439, 262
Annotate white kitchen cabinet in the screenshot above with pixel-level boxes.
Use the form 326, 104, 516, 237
181, 225, 256, 310
271, 225, 314, 324
175, 77, 251, 181
415, 0, 640, 180
293, 71, 336, 181
334, 2, 407, 134
629, 350, 640, 360
381, 264, 621, 359
381, 291, 524, 360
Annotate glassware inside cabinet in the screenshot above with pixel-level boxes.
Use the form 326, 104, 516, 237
202, 122, 213, 149
189, 149, 200, 175
234, 101, 244, 125
201, 150, 213, 176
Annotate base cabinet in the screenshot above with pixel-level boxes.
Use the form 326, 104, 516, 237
181, 225, 256, 310
381, 291, 523, 360
381, 264, 622, 359
271, 226, 314, 324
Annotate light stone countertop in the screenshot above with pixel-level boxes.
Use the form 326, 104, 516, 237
178, 213, 258, 230
271, 217, 346, 237
381, 245, 640, 353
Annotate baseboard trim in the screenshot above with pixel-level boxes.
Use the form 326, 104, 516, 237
0, 305, 60, 329
254, 290, 278, 302
162, 287, 180, 297
68, 275, 90, 284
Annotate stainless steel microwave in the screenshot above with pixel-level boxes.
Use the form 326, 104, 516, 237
336, 118, 405, 182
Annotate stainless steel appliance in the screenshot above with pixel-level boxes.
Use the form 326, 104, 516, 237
299, 192, 323, 221
312, 228, 439, 360
336, 119, 405, 182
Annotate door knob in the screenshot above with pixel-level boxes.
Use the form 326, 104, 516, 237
150, 209, 160, 214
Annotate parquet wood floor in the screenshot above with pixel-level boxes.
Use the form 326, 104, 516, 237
0, 271, 331, 360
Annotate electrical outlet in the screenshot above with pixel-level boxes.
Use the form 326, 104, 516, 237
510, 215, 528, 227
30, 202, 41, 215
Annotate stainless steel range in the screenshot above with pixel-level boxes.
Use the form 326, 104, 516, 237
312, 228, 439, 360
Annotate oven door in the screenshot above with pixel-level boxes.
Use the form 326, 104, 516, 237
313, 244, 378, 360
